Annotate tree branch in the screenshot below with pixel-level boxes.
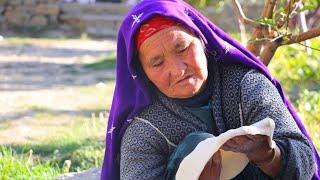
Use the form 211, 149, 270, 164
247, 26, 264, 55
276, 0, 302, 29
260, 41, 280, 66
231, 0, 258, 26
261, 0, 277, 18
283, 27, 320, 45
246, 0, 277, 55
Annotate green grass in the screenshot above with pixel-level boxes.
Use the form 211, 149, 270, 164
84, 53, 116, 70
10, 118, 105, 171
0, 112, 106, 179
0, 82, 113, 179
0, 147, 61, 180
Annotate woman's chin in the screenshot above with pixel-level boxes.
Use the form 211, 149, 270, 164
169, 87, 202, 99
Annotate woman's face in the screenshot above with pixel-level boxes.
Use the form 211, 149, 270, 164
139, 26, 208, 99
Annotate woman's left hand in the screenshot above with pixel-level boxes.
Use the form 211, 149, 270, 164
221, 135, 274, 164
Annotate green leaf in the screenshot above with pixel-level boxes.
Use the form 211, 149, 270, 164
273, 7, 286, 18
300, 0, 320, 11
257, 17, 275, 26
300, 4, 317, 11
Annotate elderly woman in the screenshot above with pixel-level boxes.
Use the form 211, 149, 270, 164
101, 0, 319, 179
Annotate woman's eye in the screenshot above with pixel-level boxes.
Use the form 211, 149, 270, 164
178, 45, 190, 53
153, 61, 163, 67
178, 47, 187, 53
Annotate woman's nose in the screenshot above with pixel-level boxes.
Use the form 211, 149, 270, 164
169, 57, 187, 77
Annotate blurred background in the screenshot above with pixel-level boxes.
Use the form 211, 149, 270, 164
0, 0, 319, 179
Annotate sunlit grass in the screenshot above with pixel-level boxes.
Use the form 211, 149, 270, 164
0, 108, 107, 179
84, 52, 116, 70
0, 146, 61, 180
0, 82, 113, 178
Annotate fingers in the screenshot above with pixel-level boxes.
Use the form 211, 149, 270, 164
233, 135, 252, 144
211, 150, 221, 164
221, 139, 238, 151
221, 135, 251, 152
246, 134, 268, 141
245, 134, 256, 141
221, 135, 270, 154
199, 151, 221, 180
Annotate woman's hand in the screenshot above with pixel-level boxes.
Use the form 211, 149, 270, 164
199, 150, 221, 180
221, 135, 273, 164
221, 134, 282, 177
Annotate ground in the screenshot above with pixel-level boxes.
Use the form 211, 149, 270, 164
0, 37, 117, 179
0, 38, 115, 144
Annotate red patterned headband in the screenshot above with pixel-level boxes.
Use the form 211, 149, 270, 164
135, 15, 179, 50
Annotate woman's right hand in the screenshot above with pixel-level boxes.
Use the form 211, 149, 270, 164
199, 150, 221, 180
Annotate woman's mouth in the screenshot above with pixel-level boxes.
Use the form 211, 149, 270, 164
175, 75, 193, 85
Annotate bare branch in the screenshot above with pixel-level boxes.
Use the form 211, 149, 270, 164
299, 4, 312, 55
283, 27, 320, 45
238, 19, 248, 44
261, 0, 277, 18
231, 0, 258, 26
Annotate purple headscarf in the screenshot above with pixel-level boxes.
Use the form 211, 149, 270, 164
101, 0, 320, 179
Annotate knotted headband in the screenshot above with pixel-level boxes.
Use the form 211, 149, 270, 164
135, 15, 179, 49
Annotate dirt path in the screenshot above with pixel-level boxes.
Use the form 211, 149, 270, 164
0, 38, 116, 144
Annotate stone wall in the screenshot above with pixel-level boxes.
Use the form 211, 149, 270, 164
0, 1, 263, 37
0, 0, 60, 28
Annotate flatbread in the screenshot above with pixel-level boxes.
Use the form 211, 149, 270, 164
175, 117, 276, 180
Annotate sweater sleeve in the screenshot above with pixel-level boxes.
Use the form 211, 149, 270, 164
240, 70, 315, 179
120, 118, 171, 180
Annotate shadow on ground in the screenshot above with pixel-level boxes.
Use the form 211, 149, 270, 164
0, 107, 110, 122
0, 60, 115, 91
0, 44, 110, 58
0, 39, 116, 91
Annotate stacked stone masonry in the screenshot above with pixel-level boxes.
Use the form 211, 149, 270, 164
0, 0, 60, 27
0, 0, 262, 38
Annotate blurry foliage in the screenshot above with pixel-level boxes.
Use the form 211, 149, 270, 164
269, 38, 320, 99
186, 0, 263, 9
300, 0, 320, 12
297, 89, 320, 150
256, 0, 319, 27
186, 0, 226, 9
269, 37, 320, 150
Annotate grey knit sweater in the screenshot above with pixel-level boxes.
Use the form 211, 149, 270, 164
120, 63, 315, 180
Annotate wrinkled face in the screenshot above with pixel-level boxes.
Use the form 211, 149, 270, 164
138, 26, 208, 99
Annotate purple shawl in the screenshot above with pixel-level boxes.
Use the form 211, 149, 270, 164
101, 0, 319, 179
